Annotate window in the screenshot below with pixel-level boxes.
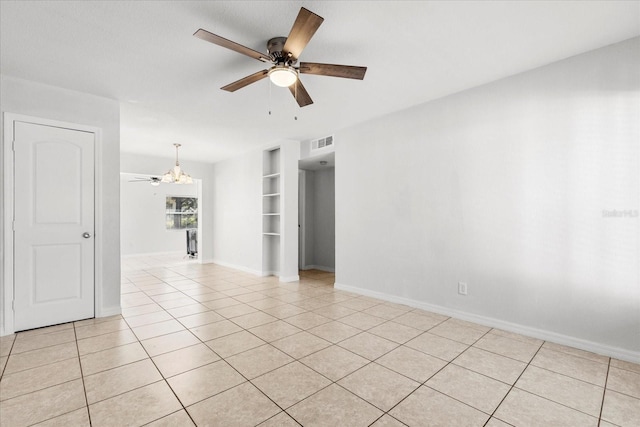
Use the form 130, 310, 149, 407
166, 196, 198, 230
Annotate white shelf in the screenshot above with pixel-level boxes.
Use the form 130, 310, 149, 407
263, 147, 281, 275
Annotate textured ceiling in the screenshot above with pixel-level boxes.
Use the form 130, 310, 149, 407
1, 1, 638, 163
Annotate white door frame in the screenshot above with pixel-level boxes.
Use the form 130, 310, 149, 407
2, 113, 104, 335
196, 177, 203, 262
298, 169, 307, 270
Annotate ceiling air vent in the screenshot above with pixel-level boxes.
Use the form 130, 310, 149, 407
311, 135, 334, 151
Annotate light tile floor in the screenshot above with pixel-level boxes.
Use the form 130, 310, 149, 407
1, 257, 639, 426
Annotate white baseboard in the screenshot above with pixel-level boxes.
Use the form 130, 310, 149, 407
211, 259, 263, 277
280, 275, 300, 282
335, 282, 639, 364
302, 265, 335, 273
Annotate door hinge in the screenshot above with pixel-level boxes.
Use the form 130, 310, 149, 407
12, 140, 15, 151
12, 221, 15, 231
12, 300, 15, 311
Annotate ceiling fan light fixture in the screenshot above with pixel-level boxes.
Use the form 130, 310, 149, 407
162, 143, 193, 184
269, 66, 297, 87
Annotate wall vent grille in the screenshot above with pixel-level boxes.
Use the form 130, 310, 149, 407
311, 135, 334, 151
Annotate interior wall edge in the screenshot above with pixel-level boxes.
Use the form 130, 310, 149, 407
96, 305, 123, 318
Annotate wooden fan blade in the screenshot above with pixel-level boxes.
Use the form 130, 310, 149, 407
299, 62, 367, 80
221, 70, 269, 92
194, 29, 271, 62
289, 79, 313, 107
283, 8, 324, 60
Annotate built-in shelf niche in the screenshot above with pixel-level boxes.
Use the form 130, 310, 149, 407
262, 147, 281, 275
262, 193, 280, 215
262, 214, 280, 235
262, 172, 280, 195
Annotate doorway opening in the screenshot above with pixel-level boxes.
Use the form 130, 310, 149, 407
298, 152, 335, 274
119, 173, 202, 269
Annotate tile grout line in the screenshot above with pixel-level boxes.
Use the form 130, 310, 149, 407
525, 361, 609, 388
73, 321, 94, 427
540, 344, 612, 366
505, 351, 612, 421
483, 340, 546, 426
140, 267, 401, 426
1, 352, 79, 378
369, 321, 492, 424
597, 357, 612, 427
69, 313, 312, 417
448, 329, 540, 365
367, 412, 409, 427
4, 337, 77, 359
509, 384, 608, 422
121, 293, 200, 426
131, 269, 491, 426
131, 270, 299, 424
105, 262, 640, 423
1, 327, 95, 406
0, 336, 17, 380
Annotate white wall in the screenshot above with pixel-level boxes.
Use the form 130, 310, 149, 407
1, 75, 121, 333
312, 167, 336, 270
336, 37, 640, 360
300, 138, 334, 160
120, 173, 198, 256
211, 149, 263, 274
301, 170, 315, 267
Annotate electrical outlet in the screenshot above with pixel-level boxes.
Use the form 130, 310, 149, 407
458, 282, 468, 296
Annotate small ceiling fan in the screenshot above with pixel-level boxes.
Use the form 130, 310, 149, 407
194, 7, 367, 107
129, 176, 162, 186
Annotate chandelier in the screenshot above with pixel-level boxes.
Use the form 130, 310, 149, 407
162, 143, 193, 184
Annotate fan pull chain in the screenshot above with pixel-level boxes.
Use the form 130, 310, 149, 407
268, 79, 272, 116
294, 82, 298, 121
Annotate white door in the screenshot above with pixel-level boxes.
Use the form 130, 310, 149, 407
13, 121, 95, 331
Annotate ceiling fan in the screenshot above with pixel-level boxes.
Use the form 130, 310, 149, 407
194, 7, 367, 107
129, 176, 162, 186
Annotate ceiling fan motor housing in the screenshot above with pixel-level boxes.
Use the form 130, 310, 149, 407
268, 37, 295, 64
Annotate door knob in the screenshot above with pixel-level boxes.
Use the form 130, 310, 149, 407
82, 232, 92, 239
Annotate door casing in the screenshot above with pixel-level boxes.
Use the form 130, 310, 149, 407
298, 169, 306, 270
2, 113, 104, 336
